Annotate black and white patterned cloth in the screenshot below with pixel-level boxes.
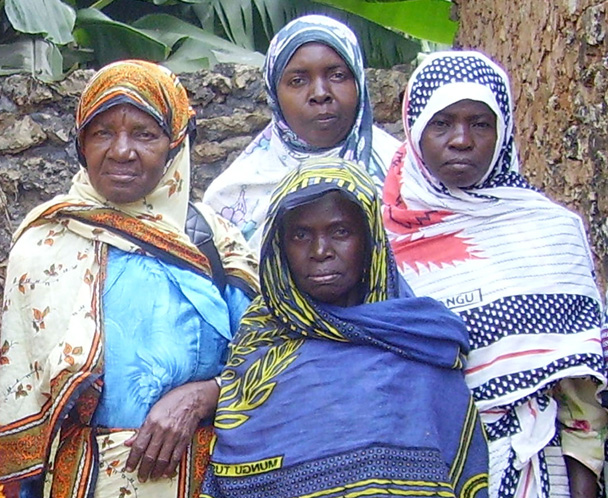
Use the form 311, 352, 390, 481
384, 50, 607, 498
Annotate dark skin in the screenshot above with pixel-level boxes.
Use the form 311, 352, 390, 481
282, 191, 367, 307
81, 104, 221, 483
565, 456, 597, 498
420, 99, 497, 189
420, 99, 598, 494
81, 104, 170, 204
123, 381, 219, 482
276, 42, 358, 149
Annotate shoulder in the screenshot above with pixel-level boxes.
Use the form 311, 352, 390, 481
191, 202, 241, 241
371, 125, 401, 163
371, 125, 401, 146
190, 201, 259, 284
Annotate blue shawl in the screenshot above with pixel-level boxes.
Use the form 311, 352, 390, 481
202, 158, 488, 498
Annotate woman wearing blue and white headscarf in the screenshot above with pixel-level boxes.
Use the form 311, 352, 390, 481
203, 14, 399, 253
383, 50, 608, 498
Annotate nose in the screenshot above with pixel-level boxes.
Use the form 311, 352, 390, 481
448, 123, 473, 150
311, 234, 333, 260
107, 131, 135, 161
309, 77, 332, 105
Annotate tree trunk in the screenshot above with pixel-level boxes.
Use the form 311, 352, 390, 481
455, 0, 608, 290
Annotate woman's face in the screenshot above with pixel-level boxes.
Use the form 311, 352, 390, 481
277, 42, 358, 148
282, 191, 366, 307
81, 103, 171, 204
419, 99, 497, 188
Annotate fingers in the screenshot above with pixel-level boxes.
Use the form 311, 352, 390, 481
124, 424, 190, 482
159, 439, 190, 479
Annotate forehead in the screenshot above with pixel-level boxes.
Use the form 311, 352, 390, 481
283, 42, 347, 71
85, 103, 160, 128
283, 191, 363, 225
434, 99, 496, 117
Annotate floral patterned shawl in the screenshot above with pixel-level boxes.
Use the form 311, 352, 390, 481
203, 14, 399, 252
0, 60, 257, 498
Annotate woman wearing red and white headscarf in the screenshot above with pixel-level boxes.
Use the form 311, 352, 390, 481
383, 50, 607, 498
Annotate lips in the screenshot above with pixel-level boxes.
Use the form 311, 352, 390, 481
308, 272, 340, 284
103, 168, 138, 183
313, 113, 338, 126
444, 158, 476, 166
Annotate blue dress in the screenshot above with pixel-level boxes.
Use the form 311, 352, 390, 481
93, 247, 251, 428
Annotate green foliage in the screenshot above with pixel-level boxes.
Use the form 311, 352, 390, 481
0, 0, 456, 81
314, 0, 457, 45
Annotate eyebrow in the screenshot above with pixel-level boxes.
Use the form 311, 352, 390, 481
435, 110, 495, 119
282, 62, 349, 75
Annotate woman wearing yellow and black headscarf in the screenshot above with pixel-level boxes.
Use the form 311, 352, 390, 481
201, 158, 489, 498
0, 60, 258, 498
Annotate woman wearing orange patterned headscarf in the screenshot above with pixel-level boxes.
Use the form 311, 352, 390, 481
0, 60, 258, 498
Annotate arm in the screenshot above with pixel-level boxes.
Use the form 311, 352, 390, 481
564, 456, 599, 498
555, 377, 608, 496
124, 378, 219, 482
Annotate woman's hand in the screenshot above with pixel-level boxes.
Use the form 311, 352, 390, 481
124, 379, 220, 482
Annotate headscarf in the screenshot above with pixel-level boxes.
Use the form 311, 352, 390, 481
404, 50, 526, 191
383, 50, 606, 498
202, 157, 488, 498
202, 14, 398, 251
76, 59, 195, 152
0, 60, 257, 492
260, 156, 395, 335
263, 14, 373, 165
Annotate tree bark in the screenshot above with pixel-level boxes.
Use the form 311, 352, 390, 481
455, 0, 608, 290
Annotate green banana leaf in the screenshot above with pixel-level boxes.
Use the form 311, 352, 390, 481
0, 38, 64, 81
74, 8, 170, 65
5, 0, 76, 44
312, 0, 457, 44
133, 13, 265, 68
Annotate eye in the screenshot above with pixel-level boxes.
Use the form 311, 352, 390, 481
329, 70, 347, 82
88, 128, 112, 139
430, 118, 449, 128
287, 75, 307, 88
473, 120, 493, 129
290, 228, 310, 241
333, 226, 351, 238
135, 129, 161, 141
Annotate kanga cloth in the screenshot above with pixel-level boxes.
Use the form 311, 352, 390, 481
382, 50, 607, 498
0, 60, 258, 498
201, 157, 489, 498
203, 14, 400, 253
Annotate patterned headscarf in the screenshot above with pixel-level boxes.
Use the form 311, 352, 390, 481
263, 15, 374, 166
404, 50, 530, 191
14, 59, 207, 270
383, 50, 606, 498
76, 59, 195, 152
260, 157, 398, 340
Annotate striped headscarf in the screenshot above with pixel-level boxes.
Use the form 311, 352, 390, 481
76, 59, 195, 152
264, 15, 374, 168
261, 157, 398, 340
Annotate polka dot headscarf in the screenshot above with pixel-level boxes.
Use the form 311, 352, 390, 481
405, 50, 529, 189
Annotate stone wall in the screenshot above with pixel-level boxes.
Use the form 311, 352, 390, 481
0, 64, 409, 295
455, 0, 608, 290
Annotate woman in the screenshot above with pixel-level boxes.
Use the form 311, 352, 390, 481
0, 60, 258, 498
383, 50, 608, 498
203, 14, 399, 252
201, 158, 489, 498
